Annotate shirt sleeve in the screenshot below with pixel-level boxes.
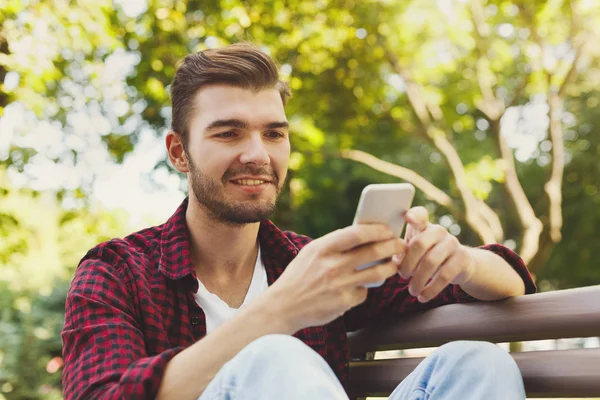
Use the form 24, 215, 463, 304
344, 243, 536, 332
61, 257, 185, 400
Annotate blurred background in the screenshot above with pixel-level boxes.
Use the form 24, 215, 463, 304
1, 0, 599, 398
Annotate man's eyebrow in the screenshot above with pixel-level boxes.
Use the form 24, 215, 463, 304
205, 119, 249, 131
265, 121, 289, 130
205, 119, 289, 131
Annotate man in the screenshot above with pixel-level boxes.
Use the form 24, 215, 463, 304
62, 43, 536, 399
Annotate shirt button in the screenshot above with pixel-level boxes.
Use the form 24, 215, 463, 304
191, 317, 201, 326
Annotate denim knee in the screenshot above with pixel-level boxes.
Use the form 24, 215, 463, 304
436, 341, 520, 375
239, 334, 322, 368
200, 335, 347, 399
387, 341, 525, 400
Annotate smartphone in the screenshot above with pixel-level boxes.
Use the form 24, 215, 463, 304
352, 183, 415, 288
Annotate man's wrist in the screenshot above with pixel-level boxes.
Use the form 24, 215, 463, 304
456, 246, 478, 287
244, 287, 297, 336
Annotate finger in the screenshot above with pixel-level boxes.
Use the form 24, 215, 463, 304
406, 206, 429, 233
393, 252, 409, 278
398, 224, 447, 278
321, 224, 394, 253
340, 237, 407, 271
404, 222, 415, 244
417, 253, 463, 303
344, 259, 399, 287
407, 235, 456, 297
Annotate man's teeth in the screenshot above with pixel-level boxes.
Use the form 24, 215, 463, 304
234, 179, 267, 186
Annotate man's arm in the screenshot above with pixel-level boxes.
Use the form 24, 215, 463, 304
343, 207, 536, 333
458, 246, 525, 301
64, 224, 405, 400
158, 224, 406, 399
156, 291, 292, 399
62, 258, 185, 400
398, 206, 535, 303
63, 256, 292, 400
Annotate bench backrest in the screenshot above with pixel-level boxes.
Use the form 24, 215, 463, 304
346, 285, 600, 398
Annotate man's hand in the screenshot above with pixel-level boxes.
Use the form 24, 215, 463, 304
396, 206, 476, 303
268, 224, 406, 333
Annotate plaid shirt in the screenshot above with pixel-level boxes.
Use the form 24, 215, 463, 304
62, 197, 536, 399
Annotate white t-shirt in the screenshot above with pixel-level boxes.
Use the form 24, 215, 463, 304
193, 246, 268, 333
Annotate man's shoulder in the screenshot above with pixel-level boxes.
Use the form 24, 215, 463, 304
78, 223, 164, 274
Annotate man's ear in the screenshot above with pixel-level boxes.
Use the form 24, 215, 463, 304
166, 131, 190, 173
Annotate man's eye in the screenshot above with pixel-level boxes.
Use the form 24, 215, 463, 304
216, 131, 236, 138
266, 131, 284, 138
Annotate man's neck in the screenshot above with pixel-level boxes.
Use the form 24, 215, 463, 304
185, 197, 261, 282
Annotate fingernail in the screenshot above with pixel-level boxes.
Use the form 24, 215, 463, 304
418, 295, 428, 303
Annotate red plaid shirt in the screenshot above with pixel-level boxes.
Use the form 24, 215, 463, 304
62, 198, 536, 399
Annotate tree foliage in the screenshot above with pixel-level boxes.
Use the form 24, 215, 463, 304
1, 0, 599, 398
116, 0, 600, 274
0, 168, 129, 398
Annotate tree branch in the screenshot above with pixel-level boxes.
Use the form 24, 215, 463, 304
489, 119, 543, 263
379, 35, 498, 244
428, 128, 497, 243
477, 199, 505, 242
340, 148, 506, 242
469, 0, 506, 120
545, 88, 564, 243
541, 26, 590, 245
340, 149, 454, 208
468, 0, 545, 263
383, 48, 432, 126
516, 1, 545, 52
506, 75, 531, 109
557, 34, 588, 97
526, 3, 586, 246
0, 34, 9, 111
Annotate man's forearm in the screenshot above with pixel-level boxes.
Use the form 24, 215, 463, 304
459, 247, 526, 301
157, 290, 293, 400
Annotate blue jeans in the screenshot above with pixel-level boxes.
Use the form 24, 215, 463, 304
199, 334, 526, 399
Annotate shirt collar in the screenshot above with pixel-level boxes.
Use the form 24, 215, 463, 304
159, 197, 300, 282
159, 197, 195, 280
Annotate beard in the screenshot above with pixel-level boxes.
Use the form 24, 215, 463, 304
187, 156, 282, 225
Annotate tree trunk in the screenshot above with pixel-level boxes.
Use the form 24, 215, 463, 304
0, 35, 9, 111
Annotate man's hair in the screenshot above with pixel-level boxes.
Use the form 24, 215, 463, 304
170, 42, 292, 145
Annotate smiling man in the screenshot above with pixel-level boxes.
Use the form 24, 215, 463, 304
61, 43, 536, 400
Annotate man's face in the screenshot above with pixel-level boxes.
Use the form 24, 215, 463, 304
184, 84, 290, 225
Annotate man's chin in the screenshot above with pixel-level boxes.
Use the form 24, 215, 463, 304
191, 184, 278, 224
218, 212, 273, 225
227, 184, 277, 199
207, 202, 276, 225
225, 193, 277, 208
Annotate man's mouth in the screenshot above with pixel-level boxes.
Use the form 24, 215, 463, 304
231, 179, 269, 186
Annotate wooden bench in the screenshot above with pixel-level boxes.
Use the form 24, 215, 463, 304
347, 285, 600, 398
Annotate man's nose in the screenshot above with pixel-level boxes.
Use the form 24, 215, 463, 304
239, 134, 270, 165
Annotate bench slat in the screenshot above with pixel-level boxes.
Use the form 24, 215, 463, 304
347, 348, 600, 398
348, 285, 600, 357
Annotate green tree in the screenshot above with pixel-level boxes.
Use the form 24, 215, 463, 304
0, 168, 130, 399
537, 89, 600, 289
4, 0, 599, 283
1, 0, 600, 397
0, 0, 127, 175
118, 0, 600, 279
